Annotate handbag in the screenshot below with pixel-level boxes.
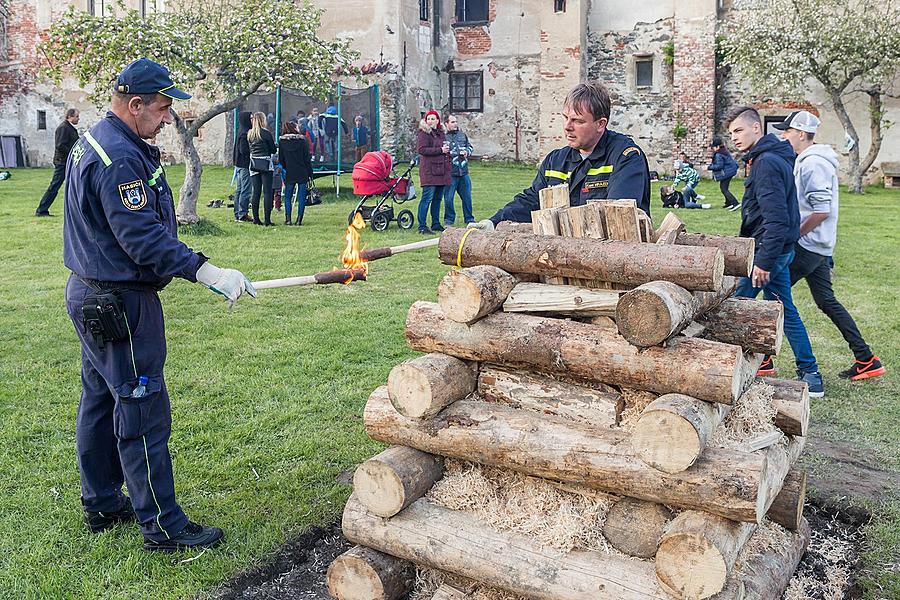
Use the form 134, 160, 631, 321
249, 155, 274, 173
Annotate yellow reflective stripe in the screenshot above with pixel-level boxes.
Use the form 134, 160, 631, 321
84, 132, 112, 167
544, 169, 570, 180
143, 435, 171, 539
147, 166, 163, 187
587, 165, 614, 175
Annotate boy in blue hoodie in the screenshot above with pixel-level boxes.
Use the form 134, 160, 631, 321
726, 106, 824, 396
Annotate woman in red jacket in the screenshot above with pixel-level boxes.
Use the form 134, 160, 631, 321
416, 109, 452, 234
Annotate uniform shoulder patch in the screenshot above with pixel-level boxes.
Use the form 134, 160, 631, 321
70, 141, 86, 165
118, 180, 148, 211
623, 146, 641, 157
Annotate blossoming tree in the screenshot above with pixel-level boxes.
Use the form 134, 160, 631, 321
723, 0, 900, 192
40, 0, 357, 222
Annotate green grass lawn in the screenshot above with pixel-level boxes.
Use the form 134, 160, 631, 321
0, 163, 896, 599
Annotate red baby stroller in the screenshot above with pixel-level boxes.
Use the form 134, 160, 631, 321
350, 151, 417, 231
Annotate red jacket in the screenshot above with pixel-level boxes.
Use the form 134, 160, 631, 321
416, 119, 451, 187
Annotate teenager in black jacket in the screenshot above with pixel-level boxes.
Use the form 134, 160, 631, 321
278, 120, 314, 225
247, 112, 277, 226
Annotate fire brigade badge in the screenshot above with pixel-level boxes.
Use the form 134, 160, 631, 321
118, 180, 147, 211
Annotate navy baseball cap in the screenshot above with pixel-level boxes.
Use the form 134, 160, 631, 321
115, 58, 191, 100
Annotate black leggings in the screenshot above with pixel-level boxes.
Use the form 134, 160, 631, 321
719, 177, 739, 207
250, 171, 274, 224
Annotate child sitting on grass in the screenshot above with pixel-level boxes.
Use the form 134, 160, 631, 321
672, 159, 710, 209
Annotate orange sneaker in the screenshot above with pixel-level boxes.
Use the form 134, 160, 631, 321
757, 356, 776, 376
839, 356, 886, 381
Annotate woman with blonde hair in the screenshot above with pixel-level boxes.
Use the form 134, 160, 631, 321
247, 111, 277, 226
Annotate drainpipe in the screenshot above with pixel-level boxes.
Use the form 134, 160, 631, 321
514, 108, 520, 162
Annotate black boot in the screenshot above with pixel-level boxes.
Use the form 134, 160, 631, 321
143, 521, 224, 553
84, 497, 137, 533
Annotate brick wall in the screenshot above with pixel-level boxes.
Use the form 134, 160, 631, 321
671, 14, 716, 167
0, 0, 38, 106
452, 0, 496, 56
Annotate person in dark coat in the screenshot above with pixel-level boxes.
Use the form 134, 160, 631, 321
416, 109, 451, 234
36, 108, 80, 216
247, 111, 277, 226
707, 136, 740, 210
726, 105, 823, 397
232, 111, 252, 221
278, 120, 314, 225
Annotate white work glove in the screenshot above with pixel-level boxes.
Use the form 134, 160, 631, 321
196, 262, 257, 307
467, 219, 495, 232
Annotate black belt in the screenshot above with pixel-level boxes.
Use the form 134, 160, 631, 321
78, 276, 164, 292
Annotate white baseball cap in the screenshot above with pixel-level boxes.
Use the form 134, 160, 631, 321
773, 110, 820, 134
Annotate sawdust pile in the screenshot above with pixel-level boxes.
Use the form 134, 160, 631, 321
783, 513, 862, 600
426, 459, 614, 553
410, 569, 526, 600
617, 387, 658, 431
711, 380, 781, 448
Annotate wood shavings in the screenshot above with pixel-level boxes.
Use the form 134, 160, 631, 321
711, 380, 781, 449
617, 388, 658, 431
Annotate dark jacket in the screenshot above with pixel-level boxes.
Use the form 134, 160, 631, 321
278, 134, 313, 184
248, 128, 276, 158
491, 129, 651, 224
416, 119, 451, 187
445, 129, 474, 177
233, 111, 252, 169
54, 120, 80, 166
739, 134, 800, 271
707, 148, 738, 181
322, 108, 349, 138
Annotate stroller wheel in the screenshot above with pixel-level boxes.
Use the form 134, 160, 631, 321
396, 209, 415, 230
371, 211, 390, 232
348, 210, 362, 225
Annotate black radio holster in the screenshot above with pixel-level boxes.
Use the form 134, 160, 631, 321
81, 283, 129, 347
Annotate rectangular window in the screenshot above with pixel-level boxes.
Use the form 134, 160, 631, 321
636, 59, 653, 87
554, 0, 566, 12
455, 0, 488, 23
420, 0, 429, 21
450, 71, 483, 112
37, 110, 47, 130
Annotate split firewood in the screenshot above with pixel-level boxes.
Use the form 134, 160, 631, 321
557, 203, 608, 287
406, 301, 752, 404
342, 494, 671, 600
761, 377, 810, 437
530, 208, 566, 285
637, 212, 653, 242
602, 497, 673, 558
652, 211, 686, 243
364, 387, 775, 523
538, 183, 570, 209
326, 545, 415, 600
352, 446, 444, 518
478, 365, 623, 427
430, 584, 470, 600
387, 353, 477, 419
598, 199, 642, 242
439, 228, 725, 292
503, 283, 620, 317
437, 266, 519, 324
675, 232, 755, 278
495, 221, 533, 234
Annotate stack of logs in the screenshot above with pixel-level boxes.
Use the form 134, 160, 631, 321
327, 194, 811, 600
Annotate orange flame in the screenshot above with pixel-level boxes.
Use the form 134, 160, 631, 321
339, 212, 369, 281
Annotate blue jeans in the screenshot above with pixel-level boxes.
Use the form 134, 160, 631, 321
283, 182, 308, 224
443, 175, 474, 225
735, 249, 819, 374
682, 183, 698, 203
234, 167, 252, 219
418, 185, 445, 231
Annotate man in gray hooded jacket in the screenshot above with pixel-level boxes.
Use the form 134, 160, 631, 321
775, 111, 884, 381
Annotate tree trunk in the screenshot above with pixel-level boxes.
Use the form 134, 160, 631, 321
765, 469, 806, 531
829, 88, 864, 193
439, 228, 725, 292
656, 511, 757, 599
387, 353, 477, 419
175, 126, 203, 225
503, 283, 620, 317
364, 387, 774, 523
352, 446, 444, 518
342, 494, 671, 600
761, 377, 809, 437
326, 545, 415, 600
631, 393, 730, 473
695, 297, 785, 356
406, 301, 751, 404
675, 233, 754, 278
477, 365, 623, 428
438, 266, 519, 324
602, 497, 673, 558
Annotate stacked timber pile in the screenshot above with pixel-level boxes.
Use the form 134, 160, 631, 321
327, 193, 812, 600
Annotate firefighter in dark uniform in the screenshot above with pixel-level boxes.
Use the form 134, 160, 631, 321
470, 81, 650, 230
63, 58, 256, 552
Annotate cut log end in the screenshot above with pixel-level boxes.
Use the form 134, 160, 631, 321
603, 497, 673, 558
387, 353, 477, 419
632, 409, 704, 473
352, 460, 406, 518
388, 363, 434, 419
326, 545, 414, 600
438, 270, 486, 323
656, 534, 729, 598
616, 282, 693, 347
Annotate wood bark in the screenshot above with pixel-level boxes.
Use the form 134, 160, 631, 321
765, 469, 806, 531
388, 353, 477, 419
761, 377, 810, 437
406, 301, 751, 404
632, 393, 730, 473
696, 298, 785, 356
653, 212, 686, 243
713, 519, 811, 600
531, 209, 566, 285
602, 497, 673, 558
656, 511, 757, 599
437, 266, 519, 324
326, 545, 415, 600
352, 446, 444, 518
364, 386, 774, 523
676, 232, 755, 278
495, 221, 534, 234
616, 278, 745, 348
477, 365, 623, 428
502, 283, 620, 317
439, 228, 725, 292
342, 494, 671, 600
757, 437, 806, 522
